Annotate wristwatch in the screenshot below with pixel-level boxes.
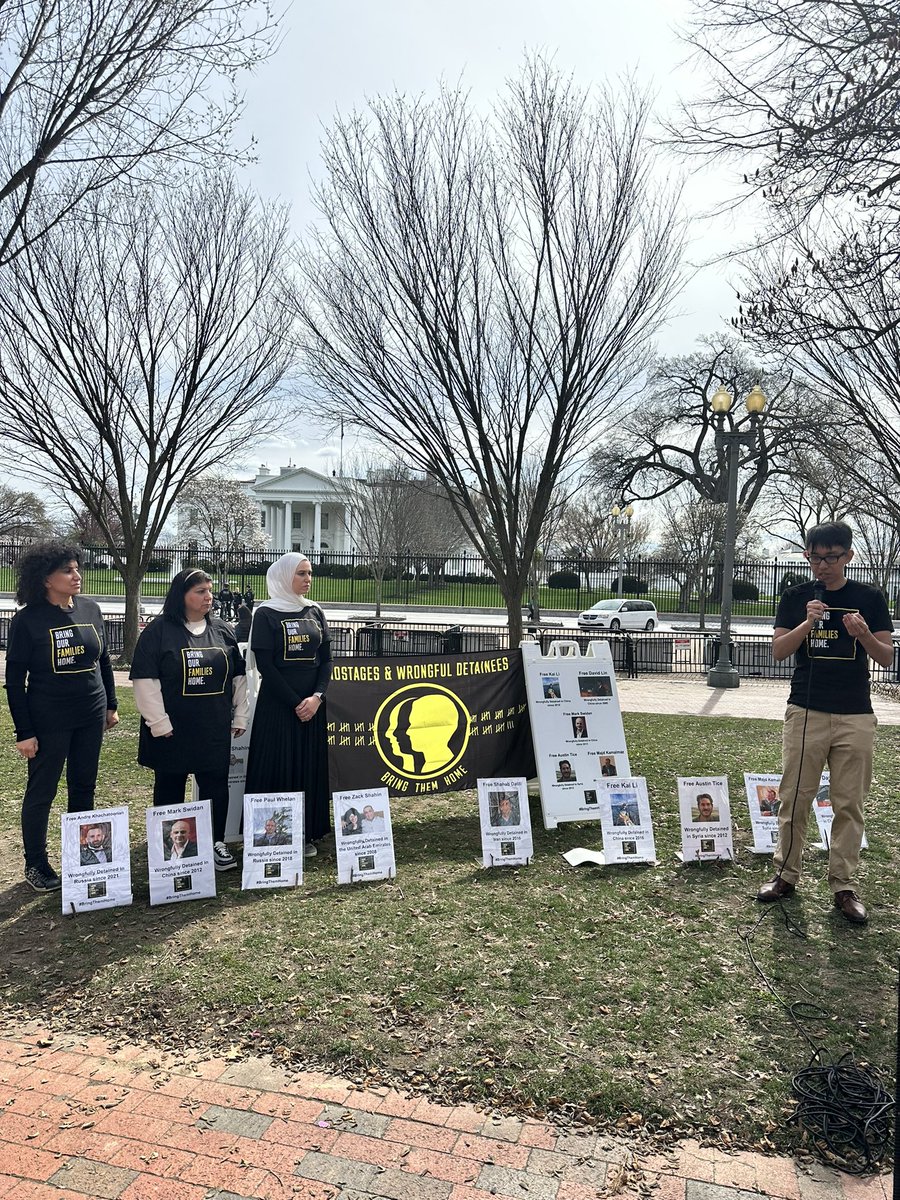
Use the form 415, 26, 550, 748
314, 691, 325, 702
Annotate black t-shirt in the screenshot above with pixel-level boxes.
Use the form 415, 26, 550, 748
775, 579, 894, 713
130, 616, 245, 772
4, 597, 117, 739
250, 604, 332, 708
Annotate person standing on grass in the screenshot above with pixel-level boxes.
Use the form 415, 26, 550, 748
757, 522, 894, 924
130, 568, 248, 873
4, 541, 118, 893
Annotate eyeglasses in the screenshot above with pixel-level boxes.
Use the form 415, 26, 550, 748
804, 552, 846, 565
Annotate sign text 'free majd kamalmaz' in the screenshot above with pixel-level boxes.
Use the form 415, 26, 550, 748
326, 650, 535, 797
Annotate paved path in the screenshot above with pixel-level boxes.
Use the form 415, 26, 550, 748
615, 676, 900, 725
0, 1027, 890, 1200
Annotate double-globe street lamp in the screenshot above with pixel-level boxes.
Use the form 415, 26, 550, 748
611, 504, 634, 599
706, 384, 767, 689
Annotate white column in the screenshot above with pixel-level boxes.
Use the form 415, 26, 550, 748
282, 501, 292, 551
313, 502, 322, 553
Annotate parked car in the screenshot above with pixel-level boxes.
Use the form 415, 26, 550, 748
577, 598, 658, 632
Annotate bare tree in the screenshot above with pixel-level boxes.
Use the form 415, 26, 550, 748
590, 336, 801, 510
0, 0, 276, 264
298, 59, 685, 643
671, 0, 900, 220
656, 495, 761, 627
0, 484, 52, 538
179, 474, 268, 552
0, 176, 294, 657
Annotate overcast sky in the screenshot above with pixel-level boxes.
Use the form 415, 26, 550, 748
232, 0, 756, 476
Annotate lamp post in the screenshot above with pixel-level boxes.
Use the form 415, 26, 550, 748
706, 384, 767, 689
611, 503, 634, 599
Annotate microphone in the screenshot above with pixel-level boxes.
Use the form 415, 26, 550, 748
812, 581, 826, 628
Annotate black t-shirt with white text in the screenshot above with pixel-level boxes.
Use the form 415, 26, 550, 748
130, 616, 245, 773
775, 579, 893, 713
4, 597, 116, 739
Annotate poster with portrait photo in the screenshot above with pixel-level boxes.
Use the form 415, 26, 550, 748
743, 772, 782, 853
60, 807, 132, 914
598, 778, 657, 864
146, 800, 216, 906
810, 770, 868, 852
477, 777, 533, 867
333, 787, 395, 884
241, 791, 305, 890
678, 777, 733, 862
522, 641, 631, 830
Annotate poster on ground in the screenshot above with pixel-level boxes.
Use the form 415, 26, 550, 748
810, 771, 868, 851
477, 777, 533, 867
598, 777, 657, 864
333, 787, 396, 884
521, 640, 631, 829
241, 792, 305, 890
146, 800, 216, 906
678, 776, 733, 862
60, 808, 133, 913
744, 772, 782, 853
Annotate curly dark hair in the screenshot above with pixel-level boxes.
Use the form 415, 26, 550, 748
162, 567, 213, 623
15, 541, 83, 606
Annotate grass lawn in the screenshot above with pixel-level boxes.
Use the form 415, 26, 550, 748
0, 693, 896, 1151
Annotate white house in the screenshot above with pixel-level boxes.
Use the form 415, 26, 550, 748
250, 464, 351, 554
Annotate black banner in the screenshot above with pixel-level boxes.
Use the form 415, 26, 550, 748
326, 649, 535, 797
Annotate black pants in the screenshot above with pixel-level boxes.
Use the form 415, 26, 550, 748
22, 719, 104, 867
152, 769, 230, 841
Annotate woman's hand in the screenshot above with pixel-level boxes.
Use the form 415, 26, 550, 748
105, 710, 119, 731
16, 737, 38, 759
294, 694, 322, 722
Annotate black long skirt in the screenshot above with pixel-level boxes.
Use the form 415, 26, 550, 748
244, 686, 331, 842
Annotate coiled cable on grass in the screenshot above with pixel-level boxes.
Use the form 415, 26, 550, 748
790, 1052, 893, 1175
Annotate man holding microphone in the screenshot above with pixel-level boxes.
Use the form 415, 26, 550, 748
757, 523, 894, 924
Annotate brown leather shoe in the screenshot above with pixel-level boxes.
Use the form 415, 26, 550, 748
756, 877, 796, 902
834, 890, 867, 924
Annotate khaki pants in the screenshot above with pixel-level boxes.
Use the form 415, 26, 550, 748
775, 704, 876, 892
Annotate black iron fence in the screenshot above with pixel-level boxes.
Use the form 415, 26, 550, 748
2, 540, 900, 618
2, 611, 899, 681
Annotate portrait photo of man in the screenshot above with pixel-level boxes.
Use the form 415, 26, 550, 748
80, 822, 113, 866
693, 793, 719, 823
164, 819, 198, 861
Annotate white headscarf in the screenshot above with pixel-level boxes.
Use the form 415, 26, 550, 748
259, 552, 314, 613
244, 552, 315, 690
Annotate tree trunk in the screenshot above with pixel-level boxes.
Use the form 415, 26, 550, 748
120, 564, 146, 662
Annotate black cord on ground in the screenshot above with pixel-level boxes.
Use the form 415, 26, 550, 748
791, 1053, 893, 1175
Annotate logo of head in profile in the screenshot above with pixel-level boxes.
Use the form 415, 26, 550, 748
373, 684, 471, 780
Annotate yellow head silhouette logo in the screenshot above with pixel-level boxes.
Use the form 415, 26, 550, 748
375, 684, 470, 780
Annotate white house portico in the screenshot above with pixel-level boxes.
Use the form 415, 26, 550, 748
250, 465, 350, 554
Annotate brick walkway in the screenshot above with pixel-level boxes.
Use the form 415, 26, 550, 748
0, 1028, 890, 1200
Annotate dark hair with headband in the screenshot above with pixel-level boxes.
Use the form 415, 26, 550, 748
162, 567, 213, 623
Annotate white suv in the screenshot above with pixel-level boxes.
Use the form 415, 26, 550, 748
577, 598, 658, 632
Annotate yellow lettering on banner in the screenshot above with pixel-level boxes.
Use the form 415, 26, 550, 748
332, 665, 382, 682
380, 770, 409, 792
443, 766, 467, 785
415, 780, 438, 792
384, 666, 392, 680
455, 656, 510, 676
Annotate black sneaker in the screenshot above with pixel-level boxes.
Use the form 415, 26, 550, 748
25, 865, 61, 892
213, 841, 237, 872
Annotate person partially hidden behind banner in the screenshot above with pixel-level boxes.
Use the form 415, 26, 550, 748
757, 522, 894, 924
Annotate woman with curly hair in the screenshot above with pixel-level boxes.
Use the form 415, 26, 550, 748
130, 568, 248, 871
5, 541, 118, 892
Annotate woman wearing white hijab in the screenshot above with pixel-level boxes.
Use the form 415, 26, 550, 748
244, 553, 332, 855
